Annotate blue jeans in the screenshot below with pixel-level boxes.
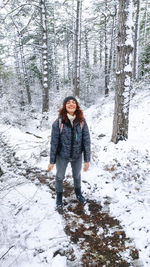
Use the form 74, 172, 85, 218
55, 154, 82, 192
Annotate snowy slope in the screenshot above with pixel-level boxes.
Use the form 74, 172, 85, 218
83, 88, 150, 266
0, 88, 150, 266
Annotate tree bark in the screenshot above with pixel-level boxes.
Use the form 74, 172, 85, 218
84, 28, 90, 100
14, 33, 24, 105
99, 31, 103, 69
66, 30, 71, 84
73, 0, 82, 97
143, 0, 148, 46
111, 0, 133, 144
0, 75, 2, 97
112, 7, 118, 73
108, 14, 115, 83
71, 0, 75, 90
18, 32, 31, 104
104, 0, 109, 96
53, 1, 59, 91
40, 0, 50, 113
133, 0, 141, 81
93, 45, 98, 66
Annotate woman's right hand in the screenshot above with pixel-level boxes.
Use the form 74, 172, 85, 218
47, 163, 54, 172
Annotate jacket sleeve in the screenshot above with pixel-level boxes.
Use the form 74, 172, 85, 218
50, 119, 60, 164
82, 120, 91, 162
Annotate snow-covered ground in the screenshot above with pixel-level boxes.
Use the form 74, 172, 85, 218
0, 87, 150, 266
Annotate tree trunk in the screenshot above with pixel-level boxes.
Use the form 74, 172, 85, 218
73, 0, 82, 97
84, 28, 90, 101
71, 0, 75, 90
99, 31, 103, 69
93, 45, 98, 66
14, 33, 24, 105
66, 30, 71, 84
108, 14, 115, 84
0, 75, 2, 97
18, 33, 31, 104
108, 5, 117, 85
143, 0, 148, 46
104, 0, 109, 96
40, 0, 50, 113
14, 35, 22, 84
133, 0, 141, 81
111, 0, 133, 144
53, 1, 59, 91
112, 8, 118, 73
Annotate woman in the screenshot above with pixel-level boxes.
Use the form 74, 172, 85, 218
47, 96, 91, 209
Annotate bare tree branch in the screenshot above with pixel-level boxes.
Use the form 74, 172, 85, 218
0, 245, 15, 260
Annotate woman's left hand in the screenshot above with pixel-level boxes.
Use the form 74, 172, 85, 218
83, 162, 89, 171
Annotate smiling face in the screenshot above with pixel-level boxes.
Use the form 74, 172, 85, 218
65, 99, 77, 115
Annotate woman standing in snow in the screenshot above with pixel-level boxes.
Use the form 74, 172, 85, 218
47, 96, 91, 209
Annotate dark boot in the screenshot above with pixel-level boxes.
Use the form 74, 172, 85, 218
75, 187, 85, 203
56, 192, 63, 208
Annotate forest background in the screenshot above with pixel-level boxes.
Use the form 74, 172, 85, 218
0, 0, 149, 132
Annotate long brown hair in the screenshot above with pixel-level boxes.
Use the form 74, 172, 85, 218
58, 102, 84, 124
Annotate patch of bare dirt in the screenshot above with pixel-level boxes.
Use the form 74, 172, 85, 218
61, 180, 139, 266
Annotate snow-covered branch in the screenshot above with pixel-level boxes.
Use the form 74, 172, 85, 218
4, 3, 41, 21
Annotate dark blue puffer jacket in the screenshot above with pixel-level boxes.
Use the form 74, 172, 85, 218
50, 118, 91, 164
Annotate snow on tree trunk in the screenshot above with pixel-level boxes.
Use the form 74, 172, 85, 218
73, 0, 82, 97
14, 33, 24, 105
111, 0, 134, 144
104, 0, 109, 96
53, 1, 59, 91
71, 0, 75, 90
66, 30, 71, 84
84, 28, 90, 101
40, 0, 49, 113
18, 32, 31, 104
133, 0, 141, 81
112, 8, 118, 73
